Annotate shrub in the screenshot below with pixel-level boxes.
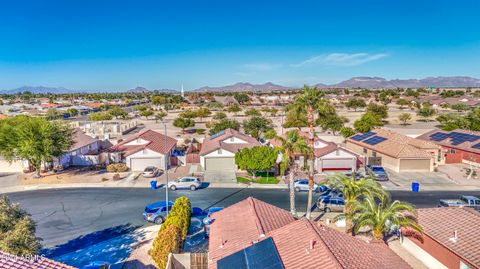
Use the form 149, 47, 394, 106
106, 163, 129, 173
149, 224, 181, 269
161, 196, 191, 240
113, 173, 120, 181
195, 128, 205, 135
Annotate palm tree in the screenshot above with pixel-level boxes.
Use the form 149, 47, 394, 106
276, 130, 310, 215
294, 86, 325, 219
322, 173, 386, 233
351, 194, 423, 241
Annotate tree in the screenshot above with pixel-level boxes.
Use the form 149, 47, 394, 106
235, 146, 277, 177
276, 130, 310, 215
353, 112, 383, 133
351, 194, 422, 240
316, 100, 346, 135
398, 113, 412, 125
66, 108, 78, 117
233, 92, 250, 104
213, 112, 227, 120
135, 104, 150, 112
283, 103, 307, 129
0, 196, 41, 255
345, 98, 367, 111
465, 107, 480, 131
436, 113, 470, 131
417, 105, 436, 121
242, 116, 274, 139
179, 109, 197, 119
46, 108, 62, 120
264, 129, 277, 140
88, 112, 113, 121
322, 173, 386, 233
173, 117, 195, 133
208, 119, 240, 135
340, 127, 356, 138
155, 111, 168, 123
226, 104, 241, 115
195, 107, 211, 122
450, 103, 470, 112
139, 109, 154, 119
108, 106, 128, 119
0, 116, 74, 177
366, 103, 388, 119
269, 107, 279, 117
244, 108, 261, 117
293, 86, 325, 219
396, 98, 411, 109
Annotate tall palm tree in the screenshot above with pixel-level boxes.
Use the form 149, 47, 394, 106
277, 130, 310, 215
294, 86, 325, 219
351, 194, 423, 241
322, 173, 386, 233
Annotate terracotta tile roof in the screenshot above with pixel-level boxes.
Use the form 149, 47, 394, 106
208, 197, 296, 269
0, 251, 77, 269
199, 128, 260, 156
347, 129, 438, 159
417, 129, 480, 155
415, 207, 480, 267
70, 128, 98, 151
108, 129, 177, 156
268, 218, 411, 269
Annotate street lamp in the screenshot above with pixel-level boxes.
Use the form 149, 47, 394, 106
161, 120, 169, 216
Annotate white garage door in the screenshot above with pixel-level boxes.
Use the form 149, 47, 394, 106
205, 157, 236, 171
321, 159, 354, 171
130, 157, 163, 171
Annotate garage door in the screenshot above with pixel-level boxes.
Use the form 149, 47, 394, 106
321, 159, 354, 171
205, 157, 236, 171
130, 157, 164, 171
399, 159, 431, 172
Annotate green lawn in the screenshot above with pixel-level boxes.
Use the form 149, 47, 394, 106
237, 176, 279, 184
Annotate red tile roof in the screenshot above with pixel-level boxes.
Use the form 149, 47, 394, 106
417, 129, 480, 155
208, 197, 296, 269
199, 128, 260, 156
414, 207, 480, 268
108, 129, 177, 156
0, 251, 77, 269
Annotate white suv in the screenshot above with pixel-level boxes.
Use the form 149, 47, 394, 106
168, 176, 202, 191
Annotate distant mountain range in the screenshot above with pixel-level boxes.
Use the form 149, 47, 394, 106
2, 76, 480, 94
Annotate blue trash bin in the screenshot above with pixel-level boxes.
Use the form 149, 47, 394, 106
411, 181, 419, 192
150, 180, 157, 190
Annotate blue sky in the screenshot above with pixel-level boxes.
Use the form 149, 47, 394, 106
1, 0, 480, 91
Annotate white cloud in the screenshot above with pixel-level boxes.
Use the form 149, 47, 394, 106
242, 63, 282, 71
292, 53, 388, 67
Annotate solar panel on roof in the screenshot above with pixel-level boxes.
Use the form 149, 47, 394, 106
472, 143, 480, 149
217, 237, 284, 269
209, 130, 225, 139
363, 136, 387, 145
351, 131, 376, 141
430, 132, 449, 141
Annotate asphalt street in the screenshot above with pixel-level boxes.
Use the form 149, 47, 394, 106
6, 187, 480, 248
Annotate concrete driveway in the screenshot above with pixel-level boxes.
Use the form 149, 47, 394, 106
385, 169, 457, 190
0, 172, 21, 188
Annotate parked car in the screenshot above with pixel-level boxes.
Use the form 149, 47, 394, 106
82, 262, 110, 269
142, 166, 162, 177
168, 176, 202, 191
203, 207, 224, 238
345, 171, 365, 180
317, 196, 345, 213
292, 179, 319, 192
143, 201, 174, 224
366, 165, 389, 181
439, 195, 480, 208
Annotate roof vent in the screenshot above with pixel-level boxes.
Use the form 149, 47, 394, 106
449, 230, 458, 243
259, 234, 265, 238
310, 239, 315, 250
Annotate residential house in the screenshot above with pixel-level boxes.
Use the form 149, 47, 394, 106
417, 129, 480, 166
346, 129, 442, 172
107, 129, 177, 171
199, 128, 261, 181
209, 197, 412, 269
314, 139, 359, 172
56, 129, 104, 169
213, 96, 238, 106
0, 251, 76, 269
401, 207, 480, 269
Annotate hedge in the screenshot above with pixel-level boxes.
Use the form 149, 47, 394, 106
149, 224, 181, 269
149, 196, 191, 268
106, 163, 129, 173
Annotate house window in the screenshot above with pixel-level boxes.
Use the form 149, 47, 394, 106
450, 149, 456, 154
372, 151, 377, 157
230, 137, 235, 142
363, 148, 367, 154
218, 149, 222, 154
